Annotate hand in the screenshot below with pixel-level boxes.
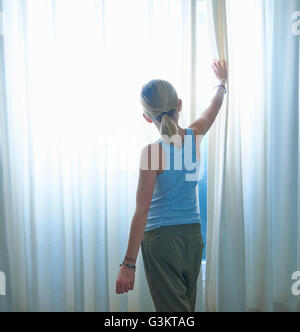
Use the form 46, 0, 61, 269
116, 265, 135, 294
212, 59, 227, 85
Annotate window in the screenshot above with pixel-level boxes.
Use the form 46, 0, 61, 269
2, 0, 211, 266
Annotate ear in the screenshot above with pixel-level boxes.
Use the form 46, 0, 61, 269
178, 99, 182, 112
143, 113, 153, 123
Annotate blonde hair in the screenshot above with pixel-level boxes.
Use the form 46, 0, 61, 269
140, 79, 179, 143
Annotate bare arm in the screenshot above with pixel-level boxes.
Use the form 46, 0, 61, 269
116, 145, 157, 294
189, 59, 228, 135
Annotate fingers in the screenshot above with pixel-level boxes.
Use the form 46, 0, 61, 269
212, 60, 221, 74
223, 59, 228, 75
212, 59, 219, 70
212, 59, 227, 81
116, 282, 125, 294
116, 280, 134, 294
116, 280, 122, 294
116, 266, 135, 295
212, 59, 227, 69
211, 62, 218, 73
122, 282, 129, 293
129, 281, 134, 291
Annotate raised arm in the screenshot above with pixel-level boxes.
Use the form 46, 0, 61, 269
189, 59, 228, 135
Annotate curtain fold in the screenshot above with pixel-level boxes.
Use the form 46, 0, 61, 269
205, 0, 300, 312
263, 0, 300, 312
205, 0, 246, 312
0, 0, 11, 312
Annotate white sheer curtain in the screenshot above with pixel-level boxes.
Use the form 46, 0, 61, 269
0, 0, 210, 312
206, 0, 300, 312
205, 0, 246, 312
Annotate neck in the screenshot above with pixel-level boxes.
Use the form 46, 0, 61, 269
156, 122, 184, 133
177, 126, 185, 137
156, 123, 186, 141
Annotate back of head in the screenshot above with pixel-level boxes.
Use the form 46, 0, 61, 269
140, 79, 179, 143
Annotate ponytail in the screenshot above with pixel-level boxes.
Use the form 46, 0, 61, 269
140, 79, 180, 143
160, 113, 179, 143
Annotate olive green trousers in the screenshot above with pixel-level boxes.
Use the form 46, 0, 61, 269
141, 223, 204, 312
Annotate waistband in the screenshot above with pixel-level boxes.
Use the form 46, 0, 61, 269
143, 222, 201, 241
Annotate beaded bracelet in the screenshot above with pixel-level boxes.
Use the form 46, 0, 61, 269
120, 262, 136, 271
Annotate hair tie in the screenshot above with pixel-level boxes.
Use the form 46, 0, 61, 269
155, 109, 175, 122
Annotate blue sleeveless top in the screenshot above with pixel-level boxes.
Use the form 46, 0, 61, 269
145, 128, 202, 232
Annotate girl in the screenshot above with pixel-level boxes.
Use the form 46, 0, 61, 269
116, 59, 227, 312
